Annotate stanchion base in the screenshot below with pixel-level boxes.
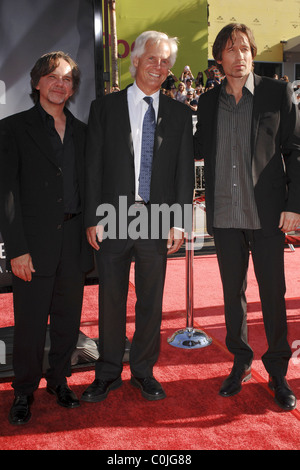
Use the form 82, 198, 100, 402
167, 328, 212, 349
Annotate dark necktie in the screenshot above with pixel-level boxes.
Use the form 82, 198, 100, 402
138, 96, 156, 203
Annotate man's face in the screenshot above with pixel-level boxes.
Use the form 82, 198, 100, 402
133, 39, 171, 95
217, 31, 253, 80
36, 59, 74, 107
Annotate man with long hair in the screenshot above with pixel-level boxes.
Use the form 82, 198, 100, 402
194, 24, 300, 411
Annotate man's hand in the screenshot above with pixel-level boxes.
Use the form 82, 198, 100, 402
11, 253, 35, 282
167, 227, 184, 255
279, 211, 300, 233
86, 225, 104, 251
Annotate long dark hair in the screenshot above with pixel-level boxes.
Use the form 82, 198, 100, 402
30, 51, 81, 103
212, 23, 257, 75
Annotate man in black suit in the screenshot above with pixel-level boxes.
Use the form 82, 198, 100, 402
194, 23, 300, 410
82, 31, 194, 402
0, 52, 93, 424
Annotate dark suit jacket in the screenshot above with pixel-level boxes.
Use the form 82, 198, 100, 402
194, 74, 300, 236
85, 87, 195, 252
0, 105, 93, 275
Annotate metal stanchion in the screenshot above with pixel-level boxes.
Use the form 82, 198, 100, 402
285, 233, 295, 252
167, 224, 212, 349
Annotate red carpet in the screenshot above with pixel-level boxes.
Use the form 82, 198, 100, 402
0, 247, 299, 450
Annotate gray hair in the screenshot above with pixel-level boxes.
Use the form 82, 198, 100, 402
130, 31, 178, 78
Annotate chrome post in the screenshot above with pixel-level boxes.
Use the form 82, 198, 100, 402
168, 202, 212, 349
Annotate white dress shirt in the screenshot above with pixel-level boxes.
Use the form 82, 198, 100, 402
127, 82, 160, 200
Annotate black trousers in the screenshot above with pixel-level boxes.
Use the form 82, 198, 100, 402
12, 215, 85, 395
213, 228, 292, 376
94, 238, 167, 380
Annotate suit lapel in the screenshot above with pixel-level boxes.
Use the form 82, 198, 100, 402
120, 88, 171, 164
72, 117, 85, 196
251, 74, 264, 186
153, 92, 170, 160
210, 85, 221, 162
207, 85, 221, 182
119, 88, 134, 160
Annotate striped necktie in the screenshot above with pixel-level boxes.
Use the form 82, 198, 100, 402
138, 96, 156, 203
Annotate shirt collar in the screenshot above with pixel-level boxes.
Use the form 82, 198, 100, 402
131, 81, 160, 105
36, 101, 52, 123
222, 72, 254, 97
36, 101, 73, 123
244, 72, 254, 95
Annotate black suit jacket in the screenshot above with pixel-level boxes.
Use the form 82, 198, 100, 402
194, 74, 300, 236
0, 105, 93, 275
85, 87, 195, 252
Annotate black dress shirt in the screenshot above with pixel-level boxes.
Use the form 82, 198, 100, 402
37, 102, 80, 214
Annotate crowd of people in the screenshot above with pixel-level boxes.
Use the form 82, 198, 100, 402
160, 68, 297, 115
160, 65, 223, 114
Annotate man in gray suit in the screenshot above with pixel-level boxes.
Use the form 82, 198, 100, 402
82, 31, 194, 403
194, 23, 300, 410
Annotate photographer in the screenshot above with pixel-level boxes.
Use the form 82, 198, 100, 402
179, 65, 194, 84
184, 90, 198, 114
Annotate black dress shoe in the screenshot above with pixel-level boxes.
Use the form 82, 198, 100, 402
130, 376, 166, 401
268, 376, 297, 411
81, 377, 122, 403
9, 394, 34, 425
47, 384, 80, 408
219, 366, 252, 397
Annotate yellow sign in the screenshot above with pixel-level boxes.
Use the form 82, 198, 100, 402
208, 0, 300, 62
105, 0, 208, 89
